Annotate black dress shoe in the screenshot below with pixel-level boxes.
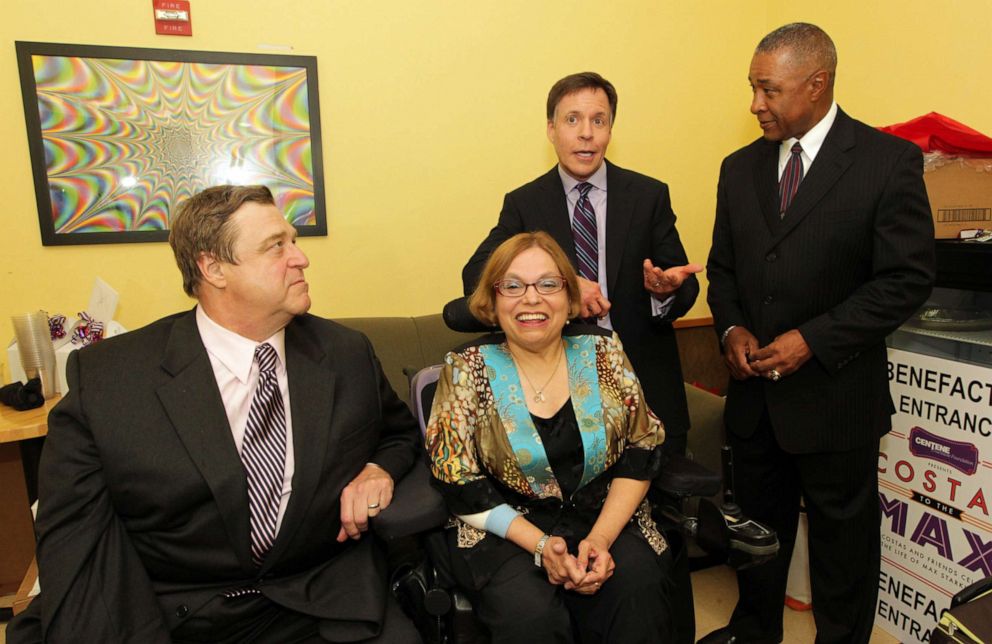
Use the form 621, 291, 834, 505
696, 626, 737, 644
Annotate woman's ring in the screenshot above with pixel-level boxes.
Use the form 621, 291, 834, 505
367, 502, 380, 510
769, 369, 782, 382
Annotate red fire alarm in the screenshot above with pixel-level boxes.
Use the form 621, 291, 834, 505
153, 0, 192, 36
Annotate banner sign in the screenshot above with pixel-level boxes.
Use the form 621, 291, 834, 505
876, 348, 992, 641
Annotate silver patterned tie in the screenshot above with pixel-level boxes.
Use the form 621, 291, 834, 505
242, 342, 287, 565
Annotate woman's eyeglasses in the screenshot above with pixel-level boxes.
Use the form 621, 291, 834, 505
493, 277, 566, 297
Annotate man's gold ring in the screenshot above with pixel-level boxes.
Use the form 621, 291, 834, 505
769, 369, 782, 382
368, 502, 380, 510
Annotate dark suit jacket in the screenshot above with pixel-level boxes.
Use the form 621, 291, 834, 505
462, 161, 698, 436
706, 108, 935, 454
9, 310, 419, 643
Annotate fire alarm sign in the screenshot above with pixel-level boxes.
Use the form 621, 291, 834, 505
153, 0, 192, 36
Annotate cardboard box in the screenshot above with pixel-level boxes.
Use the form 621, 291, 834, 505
923, 157, 992, 239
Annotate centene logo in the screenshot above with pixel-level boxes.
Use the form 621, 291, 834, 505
914, 436, 951, 456
909, 426, 979, 476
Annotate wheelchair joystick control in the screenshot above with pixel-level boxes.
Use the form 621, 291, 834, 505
720, 446, 744, 521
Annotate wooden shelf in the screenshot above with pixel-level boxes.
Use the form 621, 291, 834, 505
0, 395, 58, 444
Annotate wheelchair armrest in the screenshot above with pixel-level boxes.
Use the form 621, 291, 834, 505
653, 452, 722, 498
373, 459, 449, 541
951, 575, 992, 609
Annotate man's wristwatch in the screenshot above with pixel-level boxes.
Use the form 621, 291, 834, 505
534, 534, 551, 568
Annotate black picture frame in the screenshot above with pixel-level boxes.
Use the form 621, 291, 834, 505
16, 41, 326, 245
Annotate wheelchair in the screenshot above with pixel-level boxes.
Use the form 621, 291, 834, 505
374, 298, 778, 644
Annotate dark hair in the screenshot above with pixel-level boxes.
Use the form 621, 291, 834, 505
546, 72, 618, 124
756, 23, 837, 85
468, 232, 581, 326
168, 185, 275, 296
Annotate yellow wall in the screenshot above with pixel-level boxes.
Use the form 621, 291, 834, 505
2, 0, 991, 378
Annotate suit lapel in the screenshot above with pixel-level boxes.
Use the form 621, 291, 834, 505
535, 167, 579, 268
753, 139, 782, 233
157, 310, 253, 569
604, 160, 632, 294
262, 317, 334, 569
773, 109, 855, 244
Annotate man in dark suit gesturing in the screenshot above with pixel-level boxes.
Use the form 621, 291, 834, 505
463, 72, 702, 455
703, 24, 934, 643
9, 186, 421, 643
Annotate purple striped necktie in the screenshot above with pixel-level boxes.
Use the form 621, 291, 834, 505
242, 342, 287, 566
779, 141, 804, 217
572, 182, 599, 281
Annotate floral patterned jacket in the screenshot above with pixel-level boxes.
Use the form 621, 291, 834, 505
425, 326, 667, 557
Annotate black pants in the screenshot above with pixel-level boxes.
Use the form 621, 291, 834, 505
726, 410, 881, 644
9, 593, 421, 644
452, 530, 674, 644
171, 592, 421, 644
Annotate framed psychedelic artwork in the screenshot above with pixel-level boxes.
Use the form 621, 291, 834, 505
15, 42, 326, 245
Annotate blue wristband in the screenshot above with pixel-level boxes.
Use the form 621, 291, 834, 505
483, 504, 521, 538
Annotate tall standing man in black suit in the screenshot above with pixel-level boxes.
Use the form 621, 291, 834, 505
9, 185, 421, 644
463, 72, 702, 455
703, 24, 935, 644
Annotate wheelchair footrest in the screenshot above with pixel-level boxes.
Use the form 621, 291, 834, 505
725, 515, 779, 570
726, 517, 778, 556
693, 499, 779, 570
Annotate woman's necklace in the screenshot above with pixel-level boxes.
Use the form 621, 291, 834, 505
512, 342, 565, 403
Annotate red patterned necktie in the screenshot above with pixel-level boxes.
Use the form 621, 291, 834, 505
779, 141, 804, 217
242, 342, 287, 565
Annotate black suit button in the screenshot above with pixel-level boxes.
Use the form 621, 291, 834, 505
176, 604, 189, 618
766, 252, 778, 262
763, 295, 774, 304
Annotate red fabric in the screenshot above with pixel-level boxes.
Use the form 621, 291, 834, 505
879, 112, 992, 157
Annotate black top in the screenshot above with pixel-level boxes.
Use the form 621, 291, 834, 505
531, 399, 584, 499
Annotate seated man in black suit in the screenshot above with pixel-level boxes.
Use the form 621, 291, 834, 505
9, 185, 422, 644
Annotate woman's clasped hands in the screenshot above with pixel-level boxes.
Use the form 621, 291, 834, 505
541, 534, 616, 595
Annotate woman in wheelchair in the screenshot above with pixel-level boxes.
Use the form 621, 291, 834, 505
425, 232, 673, 643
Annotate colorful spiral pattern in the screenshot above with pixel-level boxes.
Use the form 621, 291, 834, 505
31, 54, 318, 234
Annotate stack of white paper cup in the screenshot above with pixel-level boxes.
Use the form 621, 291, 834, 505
12, 311, 57, 399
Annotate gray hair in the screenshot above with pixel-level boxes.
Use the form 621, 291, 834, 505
757, 23, 837, 83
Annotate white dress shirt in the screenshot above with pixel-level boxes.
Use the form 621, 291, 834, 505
778, 101, 838, 180
196, 305, 295, 533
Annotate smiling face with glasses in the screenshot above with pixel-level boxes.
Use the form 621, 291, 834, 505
494, 247, 572, 353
